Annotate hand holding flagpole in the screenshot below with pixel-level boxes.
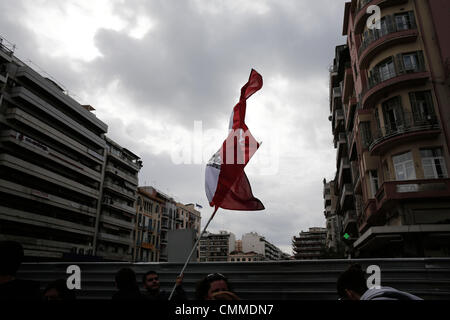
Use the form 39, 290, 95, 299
168, 206, 219, 301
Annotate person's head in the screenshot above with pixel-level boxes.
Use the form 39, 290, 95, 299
195, 273, 231, 300
211, 291, 240, 300
0, 241, 24, 277
337, 264, 368, 300
142, 270, 160, 291
43, 279, 76, 301
115, 268, 138, 291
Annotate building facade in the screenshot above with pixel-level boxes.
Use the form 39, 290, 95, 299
323, 178, 343, 254
134, 187, 163, 262
228, 250, 265, 262
0, 38, 142, 261
241, 232, 286, 261
199, 231, 236, 262
292, 228, 327, 260
328, 0, 450, 257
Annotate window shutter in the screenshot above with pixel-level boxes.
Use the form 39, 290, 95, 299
424, 91, 435, 119
438, 158, 449, 178
396, 96, 406, 129
417, 51, 425, 71
375, 108, 381, 132
409, 92, 421, 123
386, 15, 395, 33
396, 54, 404, 75
408, 11, 417, 29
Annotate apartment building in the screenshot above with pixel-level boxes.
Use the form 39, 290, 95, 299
199, 231, 236, 262
323, 179, 343, 254
328, 0, 450, 257
175, 203, 201, 237
0, 37, 142, 261
292, 228, 327, 260
137, 186, 175, 262
241, 232, 286, 261
134, 187, 163, 262
228, 250, 265, 262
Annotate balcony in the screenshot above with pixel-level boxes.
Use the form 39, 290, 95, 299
335, 133, 347, 165
338, 157, 351, 189
0, 153, 99, 199
103, 180, 136, 201
363, 68, 429, 108
10, 86, 106, 149
5, 107, 104, 164
100, 215, 135, 231
97, 232, 134, 246
362, 179, 450, 229
1, 129, 102, 182
15, 65, 107, 134
358, 26, 418, 69
108, 149, 140, 172
340, 183, 354, 210
102, 198, 135, 215
377, 179, 450, 210
354, 0, 408, 34
105, 164, 138, 185
343, 210, 357, 233
369, 112, 440, 155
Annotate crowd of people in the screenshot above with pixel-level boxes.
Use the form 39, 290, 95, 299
0, 240, 422, 301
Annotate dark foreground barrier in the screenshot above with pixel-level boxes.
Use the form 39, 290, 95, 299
17, 258, 450, 300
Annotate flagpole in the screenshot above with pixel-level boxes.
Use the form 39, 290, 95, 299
168, 206, 219, 301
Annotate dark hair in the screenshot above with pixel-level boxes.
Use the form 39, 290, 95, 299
43, 279, 76, 300
115, 268, 139, 291
337, 264, 367, 299
0, 241, 24, 276
142, 270, 158, 284
195, 273, 232, 300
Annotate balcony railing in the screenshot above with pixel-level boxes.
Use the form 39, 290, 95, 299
369, 111, 439, 153
358, 15, 417, 59
367, 62, 425, 91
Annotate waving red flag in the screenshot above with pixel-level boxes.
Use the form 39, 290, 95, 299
205, 69, 265, 211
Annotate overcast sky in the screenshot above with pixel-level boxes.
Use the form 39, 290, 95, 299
1, 0, 349, 255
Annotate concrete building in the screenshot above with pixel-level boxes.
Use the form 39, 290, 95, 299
323, 179, 343, 254
327, 0, 450, 257
175, 203, 201, 237
292, 228, 327, 260
241, 232, 286, 261
137, 186, 174, 262
0, 37, 142, 261
228, 250, 265, 262
134, 187, 163, 262
199, 231, 235, 262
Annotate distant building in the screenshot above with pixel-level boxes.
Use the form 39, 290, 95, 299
241, 232, 286, 261
199, 231, 235, 262
228, 250, 264, 262
292, 228, 327, 260
323, 179, 343, 254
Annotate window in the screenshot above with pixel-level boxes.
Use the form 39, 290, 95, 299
360, 121, 372, 149
378, 58, 396, 81
395, 12, 416, 31
420, 148, 448, 179
395, 13, 410, 31
369, 170, 379, 198
393, 152, 416, 181
409, 91, 436, 123
382, 96, 404, 134
403, 53, 418, 71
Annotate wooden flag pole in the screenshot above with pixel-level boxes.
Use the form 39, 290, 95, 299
168, 206, 219, 301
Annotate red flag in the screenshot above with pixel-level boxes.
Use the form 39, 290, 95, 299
205, 69, 265, 211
